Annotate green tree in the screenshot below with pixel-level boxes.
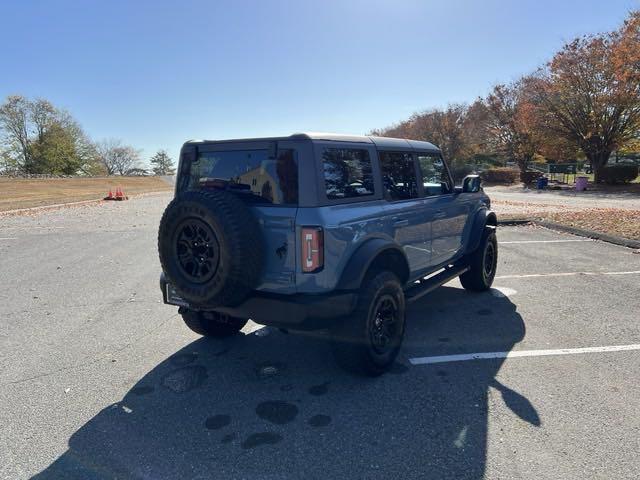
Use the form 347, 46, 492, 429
0, 95, 101, 175
149, 149, 175, 175
27, 123, 79, 174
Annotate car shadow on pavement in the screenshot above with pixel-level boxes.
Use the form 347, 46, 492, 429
33, 286, 538, 480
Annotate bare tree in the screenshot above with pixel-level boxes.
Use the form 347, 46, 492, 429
96, 139, 141, 175
0, 95, 30, 170
30, 98, 57, 141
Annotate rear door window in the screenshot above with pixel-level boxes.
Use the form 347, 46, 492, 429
322, 148, 374, 199
379, 151, 419, 201
417, 153, 452, 196
188, 149, 298, 205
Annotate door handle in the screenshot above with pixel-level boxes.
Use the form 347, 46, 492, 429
433, 210, 446, 219
393, 219, 409, 227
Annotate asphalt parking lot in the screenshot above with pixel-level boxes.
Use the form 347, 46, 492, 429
1, 194, 639, 479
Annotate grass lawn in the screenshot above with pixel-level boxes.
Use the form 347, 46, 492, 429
0, 176, 172, 212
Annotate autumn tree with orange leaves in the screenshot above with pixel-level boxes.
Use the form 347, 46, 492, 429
485, 79, 541, 173
530, 10, 640, 183
371, 10, 640, 184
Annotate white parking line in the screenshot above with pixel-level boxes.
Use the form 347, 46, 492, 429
495, 270, 640, 279
500, 239, 592, 244
409, 344, 640, 365
0, 237, 17, 241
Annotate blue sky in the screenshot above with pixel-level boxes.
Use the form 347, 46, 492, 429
1, 0, 637, 162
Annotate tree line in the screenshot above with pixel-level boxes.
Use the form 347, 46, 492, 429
0, 96, 175, 176
372, 10, 640, 183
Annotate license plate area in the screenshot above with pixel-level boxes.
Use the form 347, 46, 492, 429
166, 283, 190, 307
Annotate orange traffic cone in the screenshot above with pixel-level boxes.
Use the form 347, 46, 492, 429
104, 189, 114, 200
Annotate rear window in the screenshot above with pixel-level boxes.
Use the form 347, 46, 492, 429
187, 149, 298, 205
322, 148, 374, 199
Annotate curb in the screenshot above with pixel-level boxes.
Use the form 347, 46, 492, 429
497, 219, 532, 226
0, 190, 171, 216
497, 218, 640, 249
0, 198, 105, 216
535, 220, 640, 249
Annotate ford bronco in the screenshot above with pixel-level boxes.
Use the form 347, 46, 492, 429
158, 133, 497, 375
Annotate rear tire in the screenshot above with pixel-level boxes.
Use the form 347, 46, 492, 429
158, 190, 263, 307
460, 227, 498, 292
330, 271, 406, 376
181, 309, 248, 337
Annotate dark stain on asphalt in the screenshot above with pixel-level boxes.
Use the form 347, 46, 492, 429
389, 363, 409, 374
169, 353, 198, 366
205, 415, 231, 430
308, 382, 330, 396
477, 308, 493, 316
221, 433, 236, 444
280, 384, 293, 392
308, 415, 332, 427
256, 401, 298, 425
255, 362, 286, 379
438, 337, 451, 343
130, 385, 154, 396
241, 432, 283, 449
161, 366, 208, 394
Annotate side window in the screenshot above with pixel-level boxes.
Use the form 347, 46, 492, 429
418, 153, 452, 196
322, 148, 374, 199
379, 151, 419, 201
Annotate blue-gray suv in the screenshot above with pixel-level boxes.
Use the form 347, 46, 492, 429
158, 132, 497, 375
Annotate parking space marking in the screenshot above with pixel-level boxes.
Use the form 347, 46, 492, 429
0, 237, 17, 241
500, 239, 592, 244
495, 270, 640, 279
409, 344, 640, 365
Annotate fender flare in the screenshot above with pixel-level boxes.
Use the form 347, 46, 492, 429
336, 238, 410, 291
464, 208, 497, 254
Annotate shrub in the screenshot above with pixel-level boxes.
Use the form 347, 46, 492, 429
520, 170, 543, 184
480, 167, 520, 185
449, 164, 475, 183
599, 165, 639, 184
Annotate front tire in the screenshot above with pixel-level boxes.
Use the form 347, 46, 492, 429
330, 271, 406, 376
180, 309, 248, 337
460, 227, 498, 291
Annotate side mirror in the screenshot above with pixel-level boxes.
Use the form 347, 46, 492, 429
461, 174, 481, 193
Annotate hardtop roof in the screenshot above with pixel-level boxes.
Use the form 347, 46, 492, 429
186, 132, 440, 152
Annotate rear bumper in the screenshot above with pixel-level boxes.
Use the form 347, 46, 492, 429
160, 274, 357, 330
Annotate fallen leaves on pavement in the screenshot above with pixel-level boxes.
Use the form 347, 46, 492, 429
539, 208, 640, 240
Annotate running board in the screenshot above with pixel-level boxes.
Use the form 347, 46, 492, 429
404, 265, 469, 304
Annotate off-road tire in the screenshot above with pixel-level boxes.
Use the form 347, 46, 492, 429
460, 227, 498, 292
181, 309, 248, 337
330, 271, 406, 376
158, 190, 263, 306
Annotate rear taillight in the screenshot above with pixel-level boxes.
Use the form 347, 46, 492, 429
301, 227, 324, 273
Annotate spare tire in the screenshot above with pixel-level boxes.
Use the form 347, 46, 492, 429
158, 189, 264, 306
